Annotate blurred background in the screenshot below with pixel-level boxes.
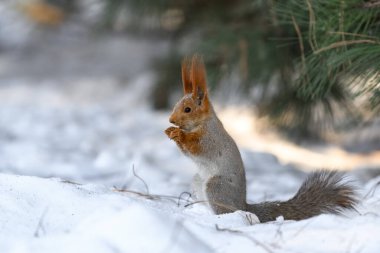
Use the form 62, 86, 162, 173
0, 0, 380, 188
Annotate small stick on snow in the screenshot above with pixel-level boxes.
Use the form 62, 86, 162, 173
132, 164, 150, 195
215, 225, 274, 253
184, 200, 209, 208
177, 191, 192, 207
364, 181, 380, 199
34, 207, 49, 238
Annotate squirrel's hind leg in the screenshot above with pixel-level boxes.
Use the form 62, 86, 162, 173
205, 175, 246, 214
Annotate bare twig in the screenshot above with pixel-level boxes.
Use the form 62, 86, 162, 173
292, 15, 306, 69
34, 207, 49, 237
101, 240, 123, 253
239, 38, 249, 82
364, 180, 380, 199
328, 31, 378, 40
360, 211, 380, 217
362, 1, 380, 9
291, 220, 313, 238
163, 220, 213, 252
345, 234, 359, 253
60, 179, 81, 185
275, 222, 284, 241
306, 0, 318, 51
113, 187, 155, 199
132, 164, 149, 195
339, 0, 349, 65
177, 191, 192, 207
291, 15, 310, 85
113, 187, 180, 204
245, 213, 254, 225
215, 225, 275, 253
314, 40, 380, 54
184, 200, 208, 208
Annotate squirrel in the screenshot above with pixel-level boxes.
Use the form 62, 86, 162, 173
165, 55, 357, 223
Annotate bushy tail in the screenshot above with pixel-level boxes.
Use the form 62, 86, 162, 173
247, 170, 358, 223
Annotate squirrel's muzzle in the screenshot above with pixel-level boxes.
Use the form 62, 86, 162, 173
169, 116, 176, 125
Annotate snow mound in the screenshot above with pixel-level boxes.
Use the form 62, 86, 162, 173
1, 173, 379, 253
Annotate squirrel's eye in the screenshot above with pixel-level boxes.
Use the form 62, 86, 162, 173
184, 107, 191, 113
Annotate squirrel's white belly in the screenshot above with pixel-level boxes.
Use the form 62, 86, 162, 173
192, 175, 212, 204
191, 157, 219, 202
194, 157, 219, 178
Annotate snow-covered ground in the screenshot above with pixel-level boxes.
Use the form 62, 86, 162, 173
0, 78, 380, 253
1, 172, 379, 253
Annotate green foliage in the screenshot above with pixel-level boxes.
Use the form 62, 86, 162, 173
102, 0, 380, 137
276, 0, 380, 99
266, 0, 380, 135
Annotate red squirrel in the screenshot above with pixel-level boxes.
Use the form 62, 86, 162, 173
165, 55, 357, 222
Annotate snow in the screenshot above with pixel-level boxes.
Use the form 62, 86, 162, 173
0, 173, 379, 253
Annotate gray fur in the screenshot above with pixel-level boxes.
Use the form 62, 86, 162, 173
187, 106, 247, 212
247, 170, 357, 222
206, 175, 246, 213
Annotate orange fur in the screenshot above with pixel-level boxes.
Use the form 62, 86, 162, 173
165, 126, 203, 155
166, 54, 211, 155
190, 55, 208, 100
182, 57, 192, 94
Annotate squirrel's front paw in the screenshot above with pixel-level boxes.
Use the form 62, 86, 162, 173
165, 126, 176, 137
165, 127, 183, 141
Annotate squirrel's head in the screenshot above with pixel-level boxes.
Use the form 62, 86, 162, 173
169, 55, 211, 132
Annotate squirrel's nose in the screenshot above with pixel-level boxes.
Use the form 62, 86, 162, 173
169, 115, 176, 124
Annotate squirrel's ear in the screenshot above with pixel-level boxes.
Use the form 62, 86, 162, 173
182, 57, 192, 94
190, 54, 208, 104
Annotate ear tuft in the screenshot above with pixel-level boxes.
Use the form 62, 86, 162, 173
190, 54, 208, 102
182, 57, 192, 94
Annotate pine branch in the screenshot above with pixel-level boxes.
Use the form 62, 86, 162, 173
362, 1, 380, 9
